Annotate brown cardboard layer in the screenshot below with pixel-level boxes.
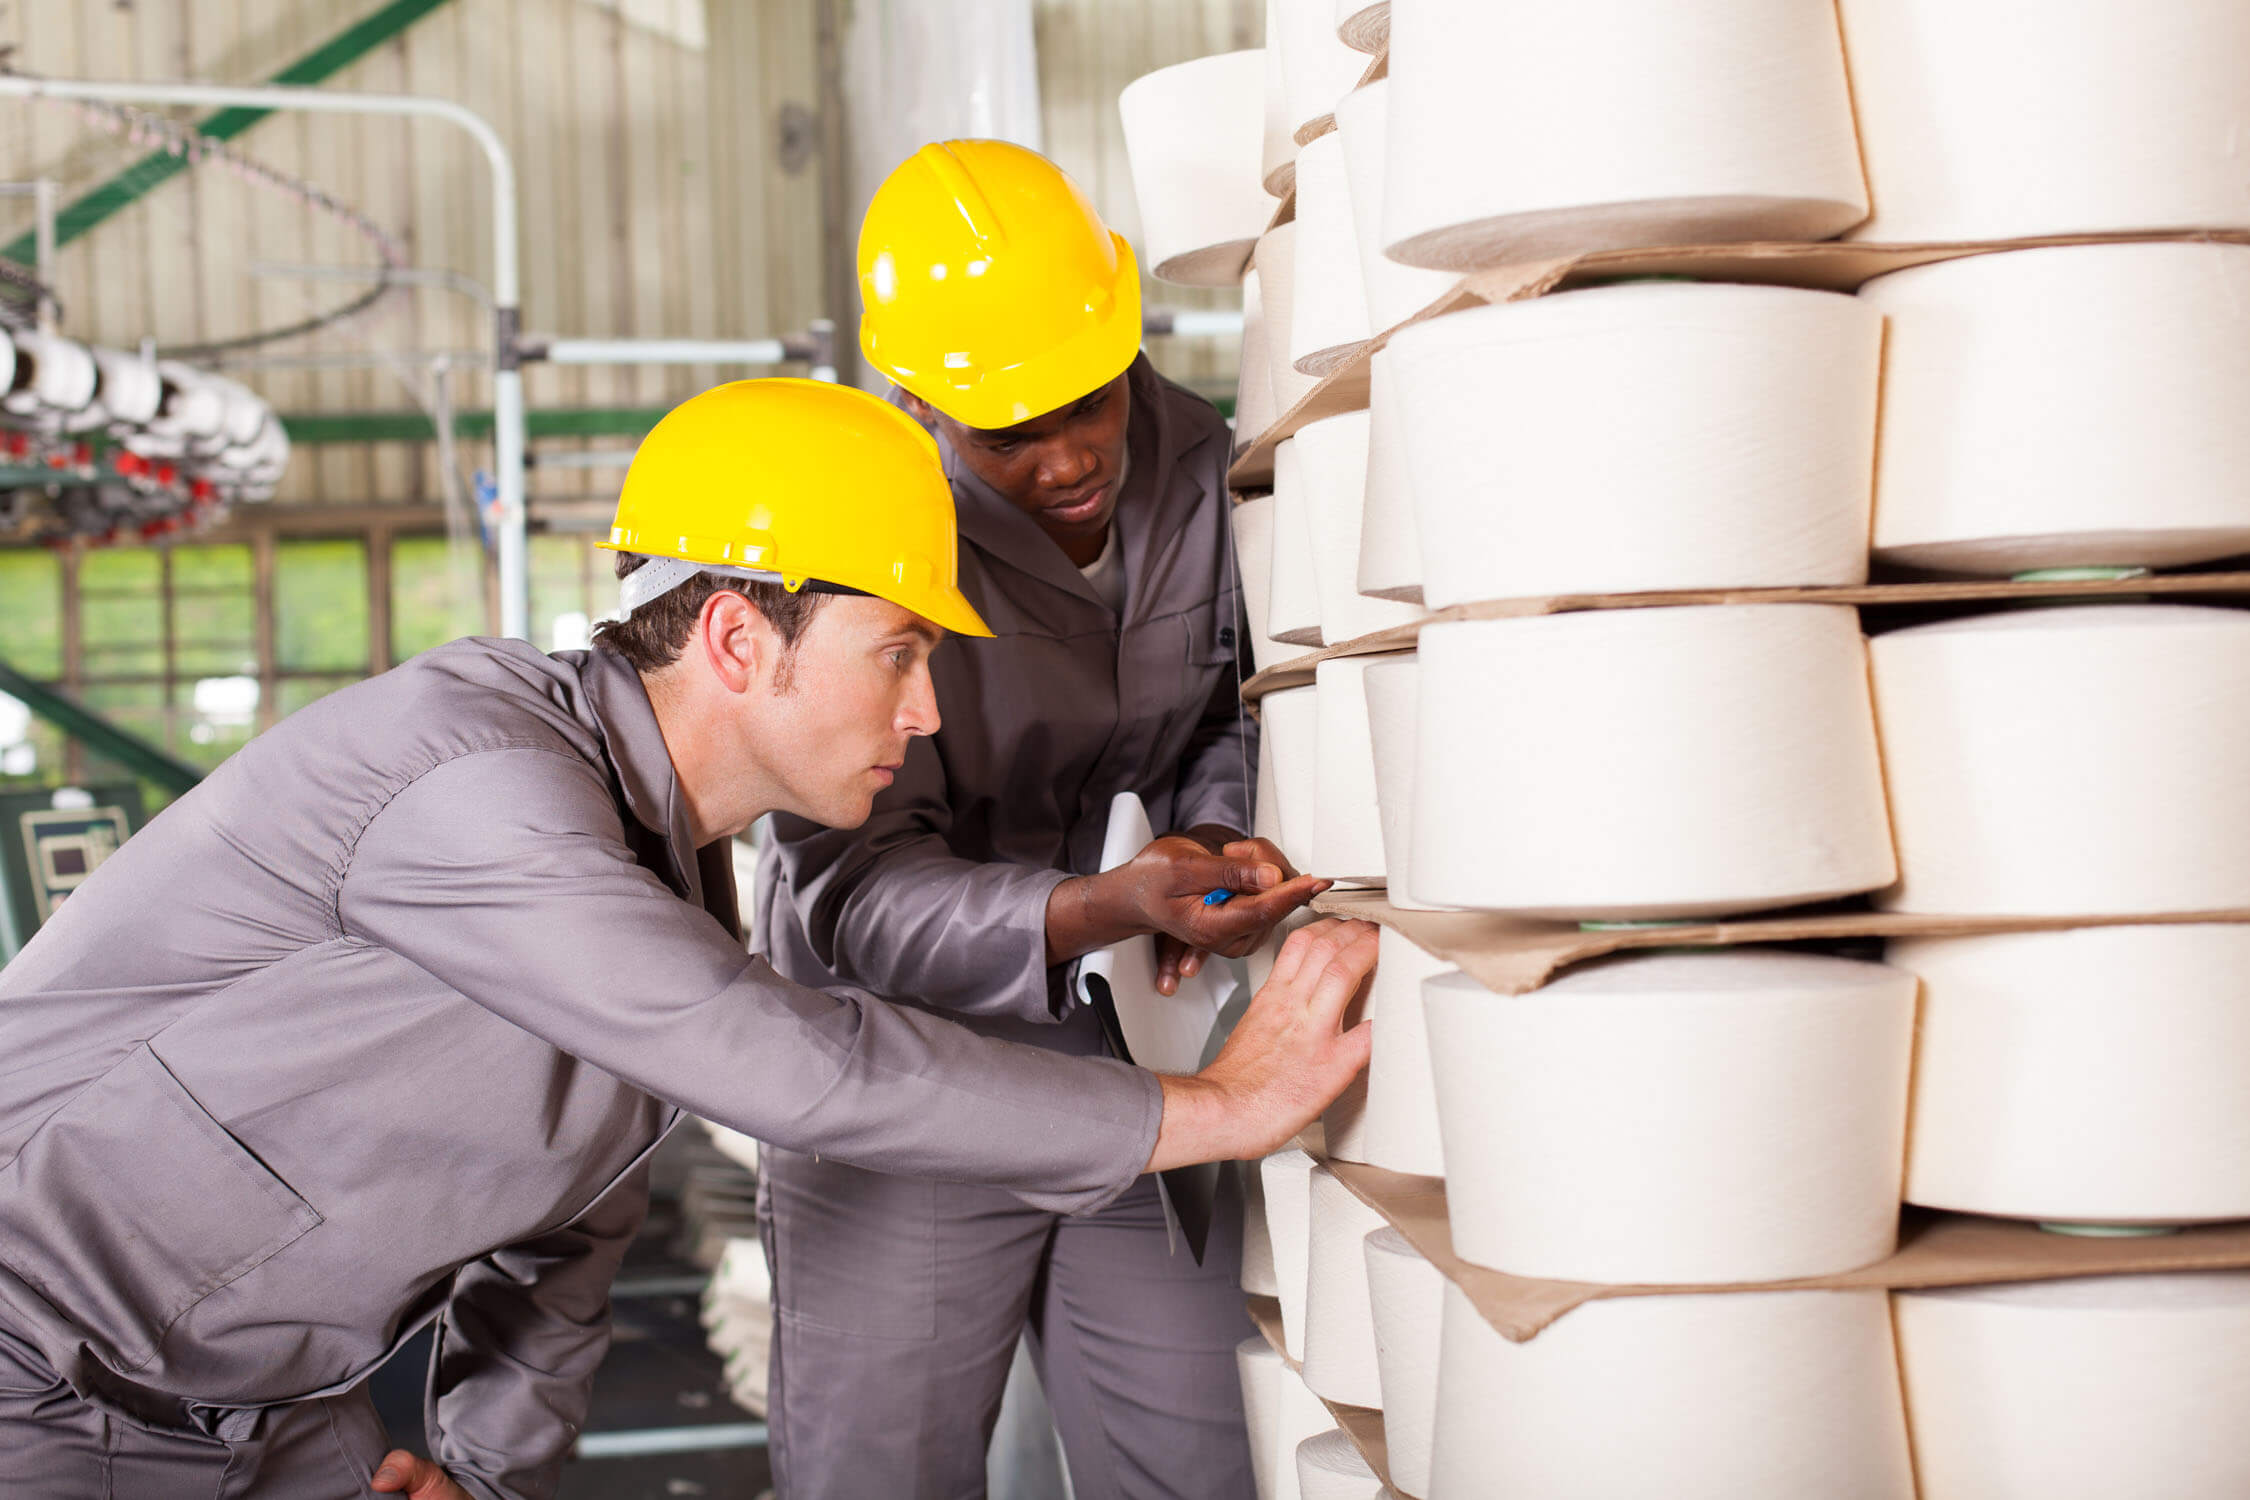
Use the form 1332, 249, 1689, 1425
1225, 226, 2250, 489
1309, 887, 2250, 998
1321, 1158, 2250, 1345
1237, 571, 2250, 701
1246, 1293, 1398, 1491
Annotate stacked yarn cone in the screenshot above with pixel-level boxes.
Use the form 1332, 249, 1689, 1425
1137, 2, 2250, 1494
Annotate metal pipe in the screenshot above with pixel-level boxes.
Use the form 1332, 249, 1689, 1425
533, 337, 791, 367
527, 449, 636, 470
0, 74, 532, 638
32, 179, 56, 337
1143, 308, 1246, 339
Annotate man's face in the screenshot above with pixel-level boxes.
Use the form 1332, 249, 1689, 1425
926, 372, 1131, 557
748, 595, 943, 828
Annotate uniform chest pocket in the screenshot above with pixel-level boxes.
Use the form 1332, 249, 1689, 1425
1179, 587, 1245, 670
0, 1044, 321, 1373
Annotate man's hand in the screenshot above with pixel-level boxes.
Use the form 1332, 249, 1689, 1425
1148, 918, 1378, 1171
371, 1452, 474, 1500
1047, 829, 1330, 982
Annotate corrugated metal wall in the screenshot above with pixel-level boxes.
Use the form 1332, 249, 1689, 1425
0, 0, 1254, 505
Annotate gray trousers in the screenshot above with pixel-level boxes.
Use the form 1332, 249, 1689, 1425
760, 1153, 1256, 1500
0, 1321, 388, 1499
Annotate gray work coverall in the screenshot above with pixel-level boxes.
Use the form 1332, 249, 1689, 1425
0, 638, 1161, 1500
756, 355, 1259, 1499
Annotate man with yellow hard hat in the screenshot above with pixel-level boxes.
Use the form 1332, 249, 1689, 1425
0, 377, 1374, 1500
756, 143, 1305, 1498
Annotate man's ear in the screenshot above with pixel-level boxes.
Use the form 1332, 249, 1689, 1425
697, 589, 766, 693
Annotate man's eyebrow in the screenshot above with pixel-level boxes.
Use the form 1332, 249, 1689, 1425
886, 621, 944, 647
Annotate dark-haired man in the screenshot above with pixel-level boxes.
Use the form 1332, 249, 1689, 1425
0, 378, 1375, 1500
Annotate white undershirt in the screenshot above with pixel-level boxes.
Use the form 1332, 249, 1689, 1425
1078, 526, 1127, 612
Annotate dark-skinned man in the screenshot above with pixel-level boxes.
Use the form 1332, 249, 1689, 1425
756, 141, 1312, 1499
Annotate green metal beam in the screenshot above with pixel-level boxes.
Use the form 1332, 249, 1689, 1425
278, 406, 672, 445
0, 658, 203, 796
2, 0, 457, 267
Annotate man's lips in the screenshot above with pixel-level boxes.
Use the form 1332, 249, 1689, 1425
871, 762, 902, 785
1042, 483, 1109, 524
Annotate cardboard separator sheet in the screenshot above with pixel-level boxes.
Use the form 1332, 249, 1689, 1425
1247, 1292, 1397, 1491
1290, 49, 1390, 149
1337, 1, 1388, 56
1319, 1155, 2250, 1345
1225, 226, 2250, 488
1238, 571, 2250, 702
1306, 886, 2250, 999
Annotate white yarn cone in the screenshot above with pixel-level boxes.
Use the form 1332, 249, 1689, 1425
1862, 242, 2250, 573
1324, 925, 1448, 1175
1333, 80, 1458, 332
1261, 0, 1297, 197
1267, 439, 1325, 647
1236, 269, 1279, 447
1301, 1165, 1388, 1409
1292, 411, 1425, 643
1840, 0, 2250, 243
1430, 1284, 1915, 1500
1385, 281, 1879, 610
1366, 1228, 1443, 1498
1297, 1430, 1384, 1500
1242, 1153, 1282, 1297
1241, 1336, 1342, 1500
1359, 655, 1450, 914
1870, 604, 2250, 915
1355, 347, 1424, 605
1290, 133, 1374, 374
1382, 0, 1866, 270
1258, 683, 1320, 868
1120, 50, 1273, 287
1261, 1146, 1319, 1361
1897, 1274, 2250, 1500
1274, 0, 1367, 139
1233, 494, 1292, 675
1425, 953, 1914, 1284
1413, 607, 1896, 919
1892, 925, 2250, 1225
1313, 655, 1391, 884
1254, 227, 1323, 420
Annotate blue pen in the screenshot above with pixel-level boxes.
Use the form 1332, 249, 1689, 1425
1203, 889, 1235, 906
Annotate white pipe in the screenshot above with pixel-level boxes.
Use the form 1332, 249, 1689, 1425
1146, 309, 1247, 338
539, 337, 791, 366
0, 74, 532, 637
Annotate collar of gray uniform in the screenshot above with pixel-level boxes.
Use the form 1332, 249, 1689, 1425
582, 640, 692, 846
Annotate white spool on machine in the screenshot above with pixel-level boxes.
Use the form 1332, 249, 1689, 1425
1296, 1430, 1389, 1500
1365, 1228, 1444, 1499
1300, 1166, 1388, 1410
1312, 654, 1393, 885
1412, 605, 1896, 918
1266, 440, 1326, 647
1355, 347, 1426, 605
1892, 925, 2250, 1228
1360, 654, 1452, 915
1291, 411, 1425, 644
1381, 0, 1867, 269
1430, 1284, 1915, 1500
1257, 681, 1320, 865
1332, 79, 1457, 334
1260, 1146, 1319, 1361
1242, 1149, 1282, 1298
1232, 494, 1293, 675
1840, 0, 2250, 243
1383, 280, 1880, 610
1236, 270, 1279, 447
1254, 228, 1323, 423
1322, 922, 1448, 1176
1423, 952, 1915, 1284
1119, 50, 1275, 287
1289, 132, 1375, 375
1896, 1273, 2250, 1500
1240, 1335, 1340, 1500
1870, 604, 2250, 915
1862, 242, 2250, 574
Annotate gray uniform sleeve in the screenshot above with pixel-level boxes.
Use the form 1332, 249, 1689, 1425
425, 1166, 649, 1500
766, 733, 1072, 1024
338, 746, 1159, 1208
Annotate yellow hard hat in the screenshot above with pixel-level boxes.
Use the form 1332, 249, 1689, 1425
859, 140, 1142, 430
601, 377, 992, 638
